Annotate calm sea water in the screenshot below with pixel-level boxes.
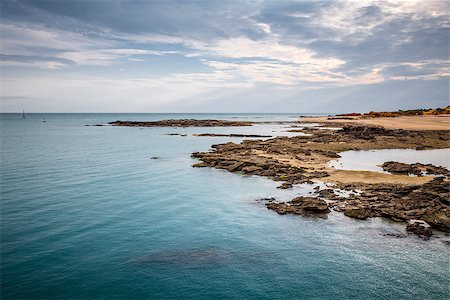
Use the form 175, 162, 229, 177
1, 113, 449, 300
330, 149, 450, 173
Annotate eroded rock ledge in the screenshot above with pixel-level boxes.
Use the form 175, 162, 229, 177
381, 161, 449, 176
194, 133, 272, 138
109, 119, 253, 127
265, 197, 329, 218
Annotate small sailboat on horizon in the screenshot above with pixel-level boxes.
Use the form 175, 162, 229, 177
22, 110, 26, 119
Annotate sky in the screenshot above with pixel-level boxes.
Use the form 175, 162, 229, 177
0, 0, 449, 113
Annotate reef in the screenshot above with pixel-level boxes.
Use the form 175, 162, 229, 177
109, 119, 253, 127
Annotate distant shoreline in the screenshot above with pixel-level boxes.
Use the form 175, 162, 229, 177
300, 115, 450, 131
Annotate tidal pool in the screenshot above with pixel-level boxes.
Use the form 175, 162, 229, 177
330, 148, 450, 173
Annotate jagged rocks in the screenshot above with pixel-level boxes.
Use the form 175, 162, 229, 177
109, 119, 253, 127
265, 197, 329, 217
194, 133, 271, 138
381, 161, 449, 176
343, 206, 375, 219
339, 126, 401, 140
189, 124, 450, 234
406, 220, 433, 238
381, 161, 422, 175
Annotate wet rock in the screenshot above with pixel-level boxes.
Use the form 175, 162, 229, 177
406, 220, 433, 238
150, 157, 159, 159
194, 133, 272, 138
382, 232, 407, 238
339, 126, 401, 140
381, 161, 449, 176
343, 205, 375, 219
266, 196, 329, 217
290, 197, 329, 212
109, 119, 253, 127
381, 161, 422, 175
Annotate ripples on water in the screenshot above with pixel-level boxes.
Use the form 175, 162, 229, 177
1, 113, 449, 299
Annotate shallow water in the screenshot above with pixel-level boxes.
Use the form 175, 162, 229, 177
330, 148, 450, 172
1, 113, 449, 299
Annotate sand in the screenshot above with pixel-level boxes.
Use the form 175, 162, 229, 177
300, 115, 450, 131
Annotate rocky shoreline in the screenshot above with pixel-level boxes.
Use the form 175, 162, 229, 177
192, 124, 450, 237
109, 119, 253, 127
194, 133, 272, 138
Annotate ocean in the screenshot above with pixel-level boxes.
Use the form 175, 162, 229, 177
1, 113, 449, 299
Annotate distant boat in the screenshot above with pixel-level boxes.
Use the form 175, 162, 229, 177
22, 110, 26, 119
43, 116, 46, 123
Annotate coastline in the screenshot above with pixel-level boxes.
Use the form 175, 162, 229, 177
191, 115, 450, 237
105, 112, 449, 237
299, 115, 450, 130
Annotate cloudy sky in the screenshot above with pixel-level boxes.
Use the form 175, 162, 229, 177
0, 0, 448, 113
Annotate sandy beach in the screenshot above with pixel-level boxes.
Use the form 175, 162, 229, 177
300, 115, 450, 130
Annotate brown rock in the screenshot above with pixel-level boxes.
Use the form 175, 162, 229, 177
406, 220, 433, 238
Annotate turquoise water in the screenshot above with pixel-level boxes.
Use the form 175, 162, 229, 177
1, 113, 449, 300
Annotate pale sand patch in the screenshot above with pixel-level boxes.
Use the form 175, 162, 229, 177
252, 150, 436, 185
300, 115, 450, 131
321, 170, 434, 185
252, 150, 330, 171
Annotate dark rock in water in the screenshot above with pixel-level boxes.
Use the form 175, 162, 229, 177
406, 220, 433, 238
256, 197, 276, 202
290, 196, 329, 212
194, 133, 272, 138
109, 119, 253, 127
343, 206, 374, 220
381, 161, 449, 176
192, 162, 209, 168
381, 161, 422, 175
382, 232, 407, 238
266, 196, 329, 218
165, 133, 187, 136
150, 157, 159, 159
335, 177, 450, 231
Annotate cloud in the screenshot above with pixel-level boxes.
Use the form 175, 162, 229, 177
0, 23, 107, 55
55, 49, 178, 66
310, 0, 449, 42
0, 0, 448, 112
0, 23, 180, 67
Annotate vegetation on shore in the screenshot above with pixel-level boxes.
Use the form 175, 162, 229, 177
337, 106, 450, 118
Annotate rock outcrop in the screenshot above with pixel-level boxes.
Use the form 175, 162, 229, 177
109, 119, 253, 127
381, 161, 449, 176
194, 133, 272, 138
191, 124, 450, 234
265, 197, 329, 217
406, 220, 433, 238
